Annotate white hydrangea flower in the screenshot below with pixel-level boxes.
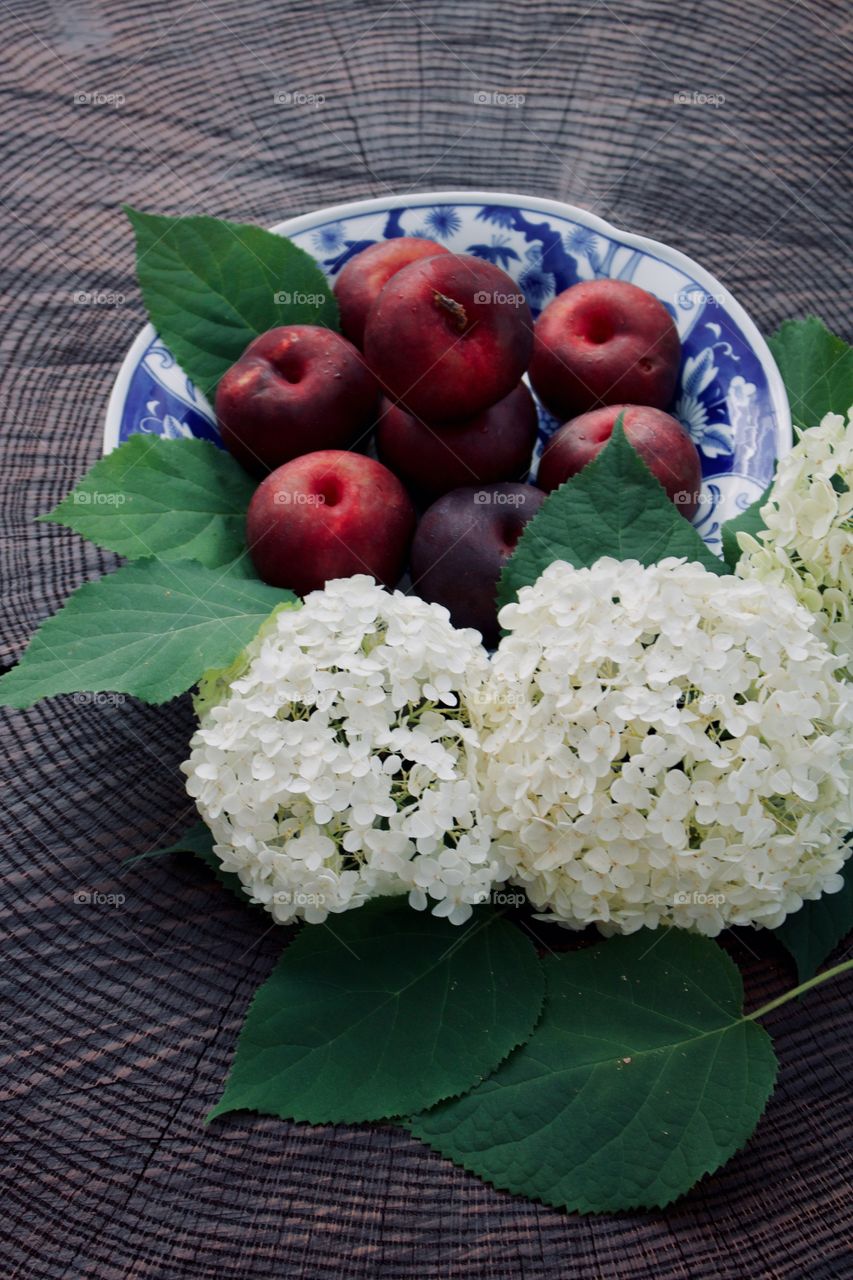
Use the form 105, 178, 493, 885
476, 557, 852, 936
737, 406, 853, 673
182, 576, 506, 926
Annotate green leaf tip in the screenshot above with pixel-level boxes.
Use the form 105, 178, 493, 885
499, 417, 727, 614
208, 900, 545, 1125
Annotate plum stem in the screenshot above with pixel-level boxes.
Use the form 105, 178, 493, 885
433, 291, 468, 332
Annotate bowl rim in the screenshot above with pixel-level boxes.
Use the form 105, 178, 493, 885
104, 188, 791, 457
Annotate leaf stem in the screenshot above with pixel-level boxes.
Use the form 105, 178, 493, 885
746, 957, 853, 1021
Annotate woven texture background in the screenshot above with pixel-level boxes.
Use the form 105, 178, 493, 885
1, 1, 851, 1276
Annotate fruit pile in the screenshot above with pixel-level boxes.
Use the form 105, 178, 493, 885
215, 238, 701, 645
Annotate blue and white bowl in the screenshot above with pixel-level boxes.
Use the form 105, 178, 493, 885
105, 191, 790, 555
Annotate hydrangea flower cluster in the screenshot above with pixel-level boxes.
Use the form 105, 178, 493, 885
737, 406, 853, 674
182, 576, 504, 926
475, 557, 852, 936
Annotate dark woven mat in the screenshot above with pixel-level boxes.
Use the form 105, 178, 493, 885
2, 2, 851, 1276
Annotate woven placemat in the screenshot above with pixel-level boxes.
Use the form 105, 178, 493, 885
2, 2, 851, 1276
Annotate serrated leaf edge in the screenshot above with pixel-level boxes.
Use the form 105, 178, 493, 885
206, 914, 547, 1126
407, 939, 779, 1213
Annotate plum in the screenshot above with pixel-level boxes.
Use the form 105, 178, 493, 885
215, 325, 378, 474
529, 279, 681, 420
410, 482, 546, 646
376, 383, 538, 500
247, 449, 415, 594
334, 237, 450, 347
364, 254, 534, 422
537, 403, 702, 517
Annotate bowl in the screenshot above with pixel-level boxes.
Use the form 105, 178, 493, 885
104, 190, 790, 554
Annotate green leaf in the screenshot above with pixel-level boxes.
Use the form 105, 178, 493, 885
501, 421, 726, 611
124, 820, 217, 867
126, 207, 339, 397
39, 435, 256, 568
768, 316, 853, 429
208, 900, 545, 1124
191, 598, 297, 717
411, 930, 777, 1212
720, 313, 852, 569
125, 819, 250, 902
772, 855, 853, 981
720, 487, 770, 570
0, 559, 293, 708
